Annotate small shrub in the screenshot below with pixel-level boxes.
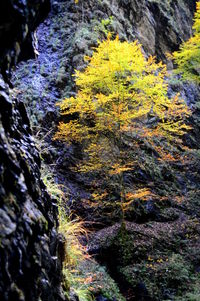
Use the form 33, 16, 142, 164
41, 167, 92, 300
41, 166, 124, 300
173, 2, 200, 83
120, 253, 196, 300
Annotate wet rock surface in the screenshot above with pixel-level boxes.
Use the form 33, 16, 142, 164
0, 0, 65, 300
8, 0, 200, 300
0, 0, 50, 80
0, 79, 65, 301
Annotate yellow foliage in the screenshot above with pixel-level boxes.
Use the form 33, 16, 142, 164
109, 164, 132, 175
55, 34, 190, 221
122, 188, 153, 210
125, 189, 152, 201
56, 35, 190, 145
173, 1, 200, 82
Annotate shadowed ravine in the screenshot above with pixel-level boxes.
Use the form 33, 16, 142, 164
1, 0, 200, 301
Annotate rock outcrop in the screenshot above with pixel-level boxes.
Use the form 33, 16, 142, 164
12, 0, 197, 126
0, 1, 65, 300
0, 0, 50, 80
4, 0, 199, 300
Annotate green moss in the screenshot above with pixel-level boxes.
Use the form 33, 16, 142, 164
10, 283, 25, 301
120, 253, 200, 300
77, 259, 125, 301
109, 225, 135, 266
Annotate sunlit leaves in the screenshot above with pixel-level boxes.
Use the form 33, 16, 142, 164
55, 34, 191, 218
123, 188, 153, 211
56, 36, 189, 147
173, 1, 200, 83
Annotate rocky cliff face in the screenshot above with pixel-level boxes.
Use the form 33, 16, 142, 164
76, 0, 196, 60
12, 0, 196, 127
11, 0, 197, 215
0, 1, 65, 300
0, 0, 50, 80
2, 0, 199, 300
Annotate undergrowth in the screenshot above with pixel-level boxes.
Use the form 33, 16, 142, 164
41, 166, 125, 301
41, 167, 93, 301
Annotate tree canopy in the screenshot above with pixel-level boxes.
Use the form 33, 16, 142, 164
55, 35, 190, 219
173, 1, 200, 83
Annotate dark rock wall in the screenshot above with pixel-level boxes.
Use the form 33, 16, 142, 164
0, 1, 65, 300
0, 0, 50, 80
0, 0, 197, 300
12, 0, 196, 128
11, 0, 197, 214
0, 79, 64, 301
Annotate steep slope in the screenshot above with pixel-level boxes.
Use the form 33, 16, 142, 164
0, 1, 65, 300
10, 0, 200, 300
12, 0, 196, 125
11, 0, 197, 208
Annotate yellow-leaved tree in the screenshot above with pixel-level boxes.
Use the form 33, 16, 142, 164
173, 1, 200, 83
55, 34, 190, 222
